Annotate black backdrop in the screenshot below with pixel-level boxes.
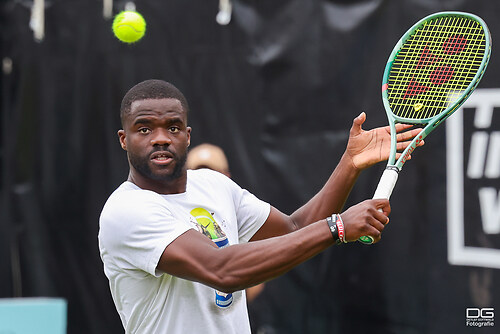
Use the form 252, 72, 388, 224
1, 0, 499, 333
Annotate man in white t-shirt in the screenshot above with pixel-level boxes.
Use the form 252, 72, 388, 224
98, 79, 422, 333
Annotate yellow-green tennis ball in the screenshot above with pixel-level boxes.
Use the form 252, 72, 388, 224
112, 11, 146, 43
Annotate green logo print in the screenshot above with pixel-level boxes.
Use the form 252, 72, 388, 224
190, 207, 233, 308
190, 207, 226, 241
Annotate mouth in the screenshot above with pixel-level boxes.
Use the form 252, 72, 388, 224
150, 151, 174, 165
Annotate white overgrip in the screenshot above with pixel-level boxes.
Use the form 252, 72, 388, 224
373, 168, 399, 200
359, 167, 399, 244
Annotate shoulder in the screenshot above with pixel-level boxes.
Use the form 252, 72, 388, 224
109, 181, 164, 203
187, 168, 238, 190
100, 182, 168, 221
99, 182, 183, 247
187, 168, 229, 181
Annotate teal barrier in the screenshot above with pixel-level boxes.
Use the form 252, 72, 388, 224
0, 298, 67, 334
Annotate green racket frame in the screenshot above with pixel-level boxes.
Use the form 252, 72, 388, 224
359, 11, 491, 244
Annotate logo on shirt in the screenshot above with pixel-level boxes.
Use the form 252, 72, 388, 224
190, 207, 228, 247
190, 207, 233, 308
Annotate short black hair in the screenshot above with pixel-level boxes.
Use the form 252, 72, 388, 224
120, 79, 190, 123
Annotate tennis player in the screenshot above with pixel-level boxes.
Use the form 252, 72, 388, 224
98, 79, 421, 333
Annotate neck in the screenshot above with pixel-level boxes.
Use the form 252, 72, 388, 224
127, 170, 188, 195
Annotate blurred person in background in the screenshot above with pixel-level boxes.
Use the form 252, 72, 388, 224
186, 143, 231, 178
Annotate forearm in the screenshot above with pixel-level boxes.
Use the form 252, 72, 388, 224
160, 221, 334, 293
290, 153, 360, 228
214, 220, 334, 292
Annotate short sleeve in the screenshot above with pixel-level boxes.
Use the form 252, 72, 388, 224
99, 189, 195, 276
235, 188, 271, 243
206, 172, 270, 243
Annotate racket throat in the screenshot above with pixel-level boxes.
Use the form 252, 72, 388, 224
373, 167, 400, 200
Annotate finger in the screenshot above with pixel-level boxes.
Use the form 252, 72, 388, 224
350, 112, 366, 136
363, 225, 382, 243
369, 218, 386, 232
396, 139, 425, 151
395, 128, 423, 141
394, 123, 414, 132
373, 199, 391, 216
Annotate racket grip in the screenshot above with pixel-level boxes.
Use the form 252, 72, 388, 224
373, 167, 399, 200
358, 168, 399, 244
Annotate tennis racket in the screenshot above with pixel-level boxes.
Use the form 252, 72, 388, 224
358, 11, 492, 244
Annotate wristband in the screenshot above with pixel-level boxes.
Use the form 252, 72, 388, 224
326, 216, 342, 245
333, 214, 347, 243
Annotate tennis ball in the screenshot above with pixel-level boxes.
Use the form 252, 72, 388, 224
112, 11, 146, 43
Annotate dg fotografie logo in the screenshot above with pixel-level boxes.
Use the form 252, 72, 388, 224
466, 308, 495, 327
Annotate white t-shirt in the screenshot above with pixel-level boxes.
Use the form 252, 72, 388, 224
98, 169, 271, 334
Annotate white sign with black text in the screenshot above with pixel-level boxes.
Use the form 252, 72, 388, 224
447, 88, 500, 269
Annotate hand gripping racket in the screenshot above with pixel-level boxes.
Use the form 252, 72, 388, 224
359, 12, 491, 244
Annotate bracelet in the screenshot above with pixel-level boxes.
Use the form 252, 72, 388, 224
326, 216, 341, 245
333, 214, 347, 243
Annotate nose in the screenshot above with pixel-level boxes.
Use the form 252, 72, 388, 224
150, 129, 172, 146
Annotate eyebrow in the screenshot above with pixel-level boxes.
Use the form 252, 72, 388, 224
132, 116, 185, 126
132, 117, 153, 126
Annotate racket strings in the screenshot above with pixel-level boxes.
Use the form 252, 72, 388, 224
387, 15, 487, 120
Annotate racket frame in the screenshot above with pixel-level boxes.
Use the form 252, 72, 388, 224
383, 11, 491, 171
359, 11, 491, 244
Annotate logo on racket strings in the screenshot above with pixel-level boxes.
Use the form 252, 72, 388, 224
414, 103, 424, 112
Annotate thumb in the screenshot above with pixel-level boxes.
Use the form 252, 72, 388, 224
351, 111, 366, 135
374, 198, 391, 216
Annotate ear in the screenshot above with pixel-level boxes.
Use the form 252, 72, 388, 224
118, 129, 127, 151
186, 126, 192, 147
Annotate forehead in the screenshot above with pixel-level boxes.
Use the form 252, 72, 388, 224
128, 98, 186, 122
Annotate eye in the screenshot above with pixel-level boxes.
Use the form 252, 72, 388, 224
138, 128, 151, 134
169, 126, 180, 133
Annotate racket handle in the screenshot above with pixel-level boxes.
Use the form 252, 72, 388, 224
373, 167, 399, 200
358, 167, 399, 244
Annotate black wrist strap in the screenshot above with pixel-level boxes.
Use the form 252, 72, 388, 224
326, 216, 341, 245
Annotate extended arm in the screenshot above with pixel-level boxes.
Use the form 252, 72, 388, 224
157, 198, 389, 293
156, 113, 417, 292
